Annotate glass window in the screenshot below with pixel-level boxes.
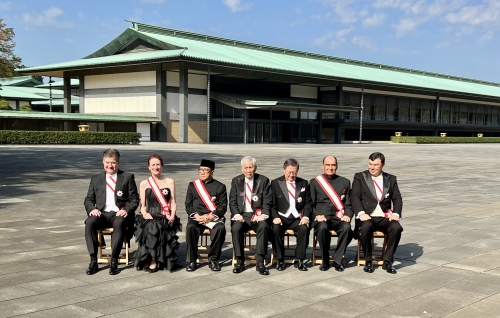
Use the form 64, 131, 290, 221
290, 110, 298, 119
349, 93, 361, 107
399, 98, 409, 122
222, 104, 233, 119
410, 99, 420, 122
212, 101, 223, 118
451, 102, 459, 124
421, 100, 432, 123
440, 102, 450, 123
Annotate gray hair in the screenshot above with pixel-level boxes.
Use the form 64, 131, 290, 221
103, 149, 120, 161
241, 156, 257, 167
283, 158, 299, 170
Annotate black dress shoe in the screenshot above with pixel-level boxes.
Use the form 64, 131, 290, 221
382, 261, 397, 274
296, 259, 308, 271
147, 263, 159, 273
256, 262, 269, 275
276, 261, 286, 271
86, 261, 98, 275
136, 265, 143, 271
319, 262, 330, 271
186, 262, 197, 272
232, 261, 245, 274
109, 262, 119, 275
209, 260, 221, 271
363, 261, 374, 273
333, 262, 344, 272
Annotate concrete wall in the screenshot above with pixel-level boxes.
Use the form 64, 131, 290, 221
291, 84, 317, 99
167, 120, 207, 143
137, 123, 150, 142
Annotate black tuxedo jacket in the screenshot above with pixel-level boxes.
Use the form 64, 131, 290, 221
351, 170, 403, 217
309, 174, 353, 225
270, 176, 312, 220
83, 170, 139, 216
229, 173, 272, 224
185, 178, 227, 220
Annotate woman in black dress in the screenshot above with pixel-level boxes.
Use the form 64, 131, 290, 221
134, 154, 181, 272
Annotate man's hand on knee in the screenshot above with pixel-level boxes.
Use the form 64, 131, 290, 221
116, 209, 128, 217
89, 209, 101, 217
359, 214, 371, 221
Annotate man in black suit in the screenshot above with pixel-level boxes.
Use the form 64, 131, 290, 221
185, 159, 227, 272
309, 156, 353, 272
351, 152, 403, 274
270, 158, 312, 271
84, 149, 139, 275
230, 156, 272, 275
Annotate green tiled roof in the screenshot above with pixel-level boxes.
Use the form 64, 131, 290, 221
0, 110, 159, 122
0, 86, 48, 100
18, 21, 500, 100
0, 76, 43, 87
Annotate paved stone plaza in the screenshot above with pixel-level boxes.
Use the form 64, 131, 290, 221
0, 143, 499, 318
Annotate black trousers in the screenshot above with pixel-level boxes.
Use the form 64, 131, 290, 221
185, 218, 226, 263
85, 212, 127, 260
314, 218, 352, 264
272, 217, 309, 260
231, 220, 269, 261
358, 217, 403, 263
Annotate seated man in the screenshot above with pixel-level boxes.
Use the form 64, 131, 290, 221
309, 156, 353, 272
83, 149, 139, 275
230, 156, 272, 275
270, 158, 312, 271
185, 159, 227, 272
351, 152, 403, 274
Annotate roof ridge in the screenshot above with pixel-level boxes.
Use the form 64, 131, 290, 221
126, 20, 500, 88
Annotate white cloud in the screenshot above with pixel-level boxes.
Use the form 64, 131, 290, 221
363, 12, 386, 27
476, 30, 494, 44
64, 38, 74, 44
434, 40, 451, 49
446, 1, 500, 26
393, 17, 424, 37
313, 26, 354, 49
223, 0, 252, 13
141, 0, 165, 3
0, 2, 11, 10
22, 7, 73, 28
321, 0, 357, 24
352, 36, 377, 50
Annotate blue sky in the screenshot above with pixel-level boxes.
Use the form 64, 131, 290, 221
3, 0, 500, 83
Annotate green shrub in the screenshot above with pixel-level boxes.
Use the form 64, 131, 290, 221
20, 103, 33, 111
0, 99, 12, 110
391, 136, 500, 143
0, 131, 141, 144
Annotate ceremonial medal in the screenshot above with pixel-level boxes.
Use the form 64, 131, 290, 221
162, 189, 169, 195
252, 195, 259, 202
297, 197, 302, 203
116, 190, 123, 197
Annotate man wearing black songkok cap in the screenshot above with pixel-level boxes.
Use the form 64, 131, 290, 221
185, 159, 228, 272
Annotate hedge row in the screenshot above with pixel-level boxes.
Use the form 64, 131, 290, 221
0, 131, 141, 144
391, 136, 500, 143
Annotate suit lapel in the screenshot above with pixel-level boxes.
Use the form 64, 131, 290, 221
279, 177, 289, 203
238, 175, 245, 205
382, 172, 390, 198
294, 178, 301, 206
99, 172, 106, 198
362, 171, 377, 200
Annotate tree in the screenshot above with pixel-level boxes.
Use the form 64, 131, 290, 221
20, 103, 32, 111
0, 18, 22, 79
14, 64, 43, 83
0, 99, 13, 110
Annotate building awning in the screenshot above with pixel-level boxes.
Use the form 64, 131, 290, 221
0, 110, 159, 123
211, 92, 361, 112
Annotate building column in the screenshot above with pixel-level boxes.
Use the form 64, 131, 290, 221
316, 111, 323, 144
15, 101, 19, 110
156, 65, 167, 142
243, 109, 249, 144
334, 123, 341, 144
63, 76, 71, 113
179, 62, 189, 143
78, 74, 85, 114
435, 94, 440, 123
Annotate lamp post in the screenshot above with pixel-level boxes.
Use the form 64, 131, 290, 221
48, 76, 55, 112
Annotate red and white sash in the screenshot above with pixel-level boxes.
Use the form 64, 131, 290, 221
147, 176, 170, 216
315, 175, 345, 218
373, 179, 392, 218
193, 179, 217, 214
106, 175, 116, 192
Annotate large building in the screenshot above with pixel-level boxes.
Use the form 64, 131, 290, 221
19, 21, 500, 143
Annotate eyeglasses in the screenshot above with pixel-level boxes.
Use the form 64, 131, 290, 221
198, 168, 212, 173
286, 172, 298, 176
